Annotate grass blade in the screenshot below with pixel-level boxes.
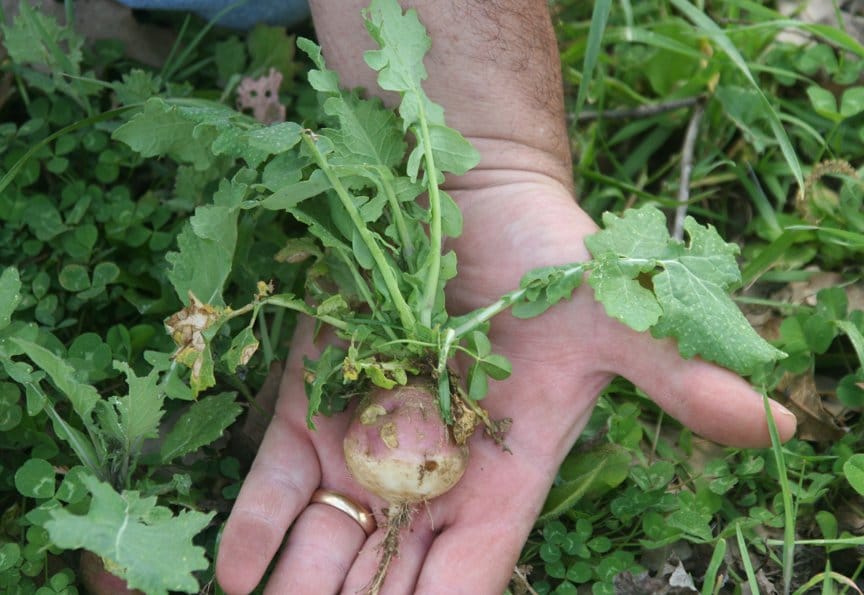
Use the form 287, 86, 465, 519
701, 538, 727, 595
668, 0, 803, 190
572, 0, 612, 121
764, 394, 796, 595
736, 522, 761, 594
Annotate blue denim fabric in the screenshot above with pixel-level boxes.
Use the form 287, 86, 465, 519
115, 0, 310, 29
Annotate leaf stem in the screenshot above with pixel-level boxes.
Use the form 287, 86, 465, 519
334, 245, 397, 340
417, 113, 442, 328
302, 132, 416, 331
450, 264, 586, 338
378, 172, 414, 265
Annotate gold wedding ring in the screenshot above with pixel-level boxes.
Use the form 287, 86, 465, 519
310, 488, 377, 536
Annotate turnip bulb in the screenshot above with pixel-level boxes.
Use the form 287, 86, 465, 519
342, 380, 469, 594
344, 382, 468, 504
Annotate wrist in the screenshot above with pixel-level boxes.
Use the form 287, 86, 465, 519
310, 0, 573, 190
447, 137, 574, 196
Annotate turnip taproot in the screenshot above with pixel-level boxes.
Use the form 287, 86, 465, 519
344, 380, 469, 594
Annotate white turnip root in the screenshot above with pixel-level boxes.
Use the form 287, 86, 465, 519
343, 380, 469, 594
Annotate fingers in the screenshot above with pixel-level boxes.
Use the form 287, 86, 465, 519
411, 515, 528, 595
263, 502, 369, 595
341, 513, 435, 595
215, 414, 321, 595
606, 327, 797, 448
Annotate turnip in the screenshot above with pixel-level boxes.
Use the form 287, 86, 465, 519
344, 381, 469, 593
79, 551, 143, 595
344, 382, 468, 503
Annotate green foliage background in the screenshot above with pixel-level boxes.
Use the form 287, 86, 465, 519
0, 0, 862, 593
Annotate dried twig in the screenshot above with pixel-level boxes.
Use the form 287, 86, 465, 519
672, 102, 706, 241
510, 565, 540, 595
573, 94, 704, 123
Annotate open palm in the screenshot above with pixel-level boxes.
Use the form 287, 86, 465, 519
216, 176, 796, 595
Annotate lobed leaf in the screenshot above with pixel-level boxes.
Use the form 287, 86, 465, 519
110, 362, 165, 455
45, 476, 214, 595
585, 206, 785, 374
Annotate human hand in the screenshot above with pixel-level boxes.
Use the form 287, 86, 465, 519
215, 165, 797, 595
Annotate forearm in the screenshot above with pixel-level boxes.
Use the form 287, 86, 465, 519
309, 0, 573, 190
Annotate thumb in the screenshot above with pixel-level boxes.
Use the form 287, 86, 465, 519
604, 327, 796, 448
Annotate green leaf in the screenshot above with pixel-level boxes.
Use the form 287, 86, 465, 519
468, 331, 491, 358
840, 87, 864, 118
1, 3, 83, 75
481, 354, 512, 381
91, 262, 120, 287
304, 345, 345, 428
806, 85, 840, 120
0, 542, 21, 573
110, 362, 165, 455
244, 121, 303, 154
588, 256, 661, 332
59, 264, 90, 292
112, 69, 161, 105
836, 320, 864, 371
167, 215, 235, 307
837, 373, 864, 407
10, 338, 100, 419
512, 264, 585, 319
540, 444, 630, 522
586, 206, 785, 375
363, 0, 437, 125
42, 397, 103, 476
844, 454, 864, 496
260, 169, 331, 210
247, 25, 296, 77
667, 507, 713, 542
425, 125, 480, 176
0, 267, 22, 330
587, 206, 677, 259
466, 364, 488, 400
298, 37, 340, 93
324, 94, 406, 170
45, 476, 214, 595
0, 382, 22, 431
223, 327, 259, 373
439, 191, 463, 238
55, 466, 90, 504
160, 392, 242, 463
14, 458, 56, 499
112, 98, 215, 170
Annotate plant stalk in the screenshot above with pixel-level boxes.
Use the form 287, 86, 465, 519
302, 133, 416, 332
417, 110, 443, 328
378, 172, 414, 265
450, 264, 586, 338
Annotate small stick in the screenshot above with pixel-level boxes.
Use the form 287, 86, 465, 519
511, 565, 540, 595
573, 95, 704, 123
672, 102, 705, 241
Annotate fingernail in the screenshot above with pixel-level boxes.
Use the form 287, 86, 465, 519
773, 402, 797, 422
